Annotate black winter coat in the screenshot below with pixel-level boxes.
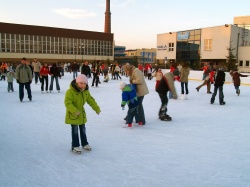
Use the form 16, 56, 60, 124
214, 70, 225, 86
81, 65, 91, 77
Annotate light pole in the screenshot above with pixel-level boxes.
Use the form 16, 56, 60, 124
74, 44, 76, 61
80, 43, 85, 64
142, 48, 145, 75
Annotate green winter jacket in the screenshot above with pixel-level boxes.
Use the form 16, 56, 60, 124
64, 80, 101, 125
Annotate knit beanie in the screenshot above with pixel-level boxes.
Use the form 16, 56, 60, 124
76, 74, 88, 84
119, 82, 127, 89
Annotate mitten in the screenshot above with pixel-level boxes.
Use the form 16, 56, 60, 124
16, 80, 20, 84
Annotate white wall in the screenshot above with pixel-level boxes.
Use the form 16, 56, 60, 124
157, 33, 176, 60
201, 26, 231, 59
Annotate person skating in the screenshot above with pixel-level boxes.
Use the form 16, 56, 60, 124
180, 62, 190, 100
39, 62, 50, 93
49, 63, 61, 93
210, 68, 226, 105
123, 63, 149, 125
156, 69, 180, 121
15, 57, 33, 102
230, 69, 249, 96
119, 82, 140, 128
196, 62, 212, 93
64, 74, 101, 154
6, 69, 15, 92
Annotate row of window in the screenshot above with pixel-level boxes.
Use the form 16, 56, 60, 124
239, 60, 250, 67
0, 33, 113, 56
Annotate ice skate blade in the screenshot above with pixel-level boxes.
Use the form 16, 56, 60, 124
71, 150, 81, 154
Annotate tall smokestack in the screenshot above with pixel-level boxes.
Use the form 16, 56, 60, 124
104, 0, 111, 33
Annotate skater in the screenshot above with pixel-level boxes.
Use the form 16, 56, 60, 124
123, 63, 149, 125
153, 68, 163, 90
210, 68, 226, 105
49, 63, 61, 93
196, 62, 212, 93
71, 61, 79, 80
180, 62, 190, 100
15, 57, 33, 102
39, 62, 50, 93
64, 74, 101, 153
120, 82, 140, 128
114, 63, 122, 80
6, 69, 15, 92
81, 61, 91, 78
230, 69, 249, 96
155, 69, 180, 121
91, 61, 101, 87
32, 58, 42, 84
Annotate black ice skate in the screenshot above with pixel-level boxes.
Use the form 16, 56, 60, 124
159, 114, 172, 121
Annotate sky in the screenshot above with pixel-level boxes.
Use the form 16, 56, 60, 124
0, 0, 249, 49
0, 69, 250, 187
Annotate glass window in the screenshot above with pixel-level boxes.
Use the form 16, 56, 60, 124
246, 61, 249, 67
239, 61, 243, 66
169, 43, 174, 51
204, 39, 212, 50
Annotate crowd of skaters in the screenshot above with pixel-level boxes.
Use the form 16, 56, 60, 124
1, 59, 249, 120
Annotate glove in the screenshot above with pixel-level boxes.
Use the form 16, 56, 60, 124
121, 105, 125, 110
29, 81, 32, 84
16, 80, 20, 84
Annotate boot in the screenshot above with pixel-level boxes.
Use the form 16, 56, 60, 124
128, 123, 132, 128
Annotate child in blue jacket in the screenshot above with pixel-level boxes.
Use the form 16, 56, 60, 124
120, 82, 140, 128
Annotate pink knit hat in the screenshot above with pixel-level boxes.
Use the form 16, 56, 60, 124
76, 74, 88, 84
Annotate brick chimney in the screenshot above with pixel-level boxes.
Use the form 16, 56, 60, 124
104, 0, 111, 33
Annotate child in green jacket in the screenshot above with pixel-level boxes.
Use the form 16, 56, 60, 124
64, 74, 101, 154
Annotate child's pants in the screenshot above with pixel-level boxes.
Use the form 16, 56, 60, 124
126, 107, 139, 124
71, 124, 88, 148
8, 82, 14, 92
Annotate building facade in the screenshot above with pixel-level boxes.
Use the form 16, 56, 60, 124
0, 22, 114, 63
124, 48, 156, 65
157, 22, 250, 72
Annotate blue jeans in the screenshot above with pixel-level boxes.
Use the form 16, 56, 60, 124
211, 86, 224, 103
71, 124, 88, 148
34, 72, 40, 84
138, 96, 146, 125
126, 107, 139, 124
19, 82, 32, 101
41, 76, 48, 91
169, 91, 173, 99
234, 86, 239, 93
73, 71, 78, 80
49, 76, 60, 91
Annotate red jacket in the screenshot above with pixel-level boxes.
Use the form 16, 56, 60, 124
209, 70, 215, 83
40, 66, 50, 76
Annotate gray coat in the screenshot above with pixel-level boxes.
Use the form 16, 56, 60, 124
15, 64, 32, 83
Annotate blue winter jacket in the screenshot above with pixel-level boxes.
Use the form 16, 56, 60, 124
121, 84, 138, 109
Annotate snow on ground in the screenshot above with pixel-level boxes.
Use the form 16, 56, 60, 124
0, 70, 250, 187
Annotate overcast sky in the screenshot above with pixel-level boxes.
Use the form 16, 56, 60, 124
0, 0, 249, 49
